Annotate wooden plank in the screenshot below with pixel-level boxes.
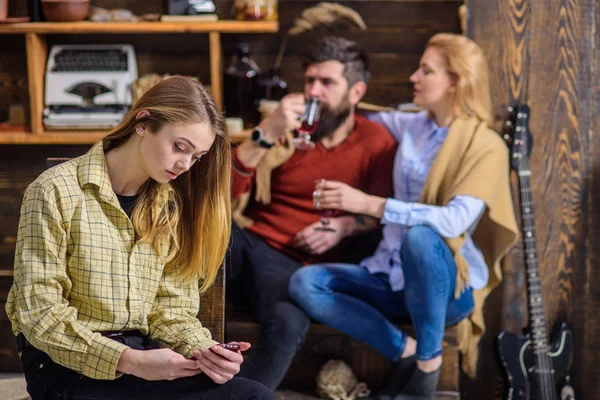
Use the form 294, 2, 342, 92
584, 0, 600, 392
42, 27, 456, 55
527, 0, 591, 344
0, 300, 21, 373
524, 0, 594, 398
4, 0, 463, 18
0, 21, 279, 35
469, 0, 532, 346
133, 51, 417, 105
222, 28, 461, 56
0, 189, 22, 238
0, 131, 106, 144
25, 33, 46, 135
227, 321, 459, 392
465, 0, 532, 398
209, 32, 223, 111
0, 130, 250, 144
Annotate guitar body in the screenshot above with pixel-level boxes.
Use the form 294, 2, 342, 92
498, 322, 574, 400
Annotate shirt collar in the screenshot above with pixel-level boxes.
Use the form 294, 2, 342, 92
77, 141, 117, 203
425, 117, 450, 140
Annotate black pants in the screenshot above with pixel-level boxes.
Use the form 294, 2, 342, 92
227, 222, 311, 390
18, 333, 273, 400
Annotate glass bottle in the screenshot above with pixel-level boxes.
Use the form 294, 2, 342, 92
235, 0, 278, 21
223, 43, 262, 128
255, 68, 288, 102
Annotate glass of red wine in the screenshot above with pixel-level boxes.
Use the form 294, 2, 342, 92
292, 96, 321, 150
313, 179, 336, 232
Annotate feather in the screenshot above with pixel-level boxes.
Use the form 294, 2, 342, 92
275, 2, 367, 69
288, 2, 367, 35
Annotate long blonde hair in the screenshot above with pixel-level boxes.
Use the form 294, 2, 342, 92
103, 76, 231, 292
427, 33, 491, 125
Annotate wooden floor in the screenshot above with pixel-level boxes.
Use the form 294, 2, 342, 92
0, 373, 29, 400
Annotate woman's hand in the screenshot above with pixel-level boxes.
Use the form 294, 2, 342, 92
117, 348, 203, 381
192, 341, 251, 384
315, 180, 387, 218
314, 180, 370, 215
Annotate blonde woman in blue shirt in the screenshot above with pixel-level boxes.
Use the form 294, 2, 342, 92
7, 76, 273, 400
290, 34, 518, 400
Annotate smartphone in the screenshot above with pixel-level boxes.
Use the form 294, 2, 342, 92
220, 343, 240, 351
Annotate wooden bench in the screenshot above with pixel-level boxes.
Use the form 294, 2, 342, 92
225, 302, 460, 394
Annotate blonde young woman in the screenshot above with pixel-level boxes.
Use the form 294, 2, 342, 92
290, 34, 518, 400
6, 76, 273, 400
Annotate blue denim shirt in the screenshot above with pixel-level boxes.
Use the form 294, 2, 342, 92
361, 111, 488, 291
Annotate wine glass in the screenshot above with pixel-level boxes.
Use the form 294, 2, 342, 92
292, 96, 321, 151
313, 179, 336, 232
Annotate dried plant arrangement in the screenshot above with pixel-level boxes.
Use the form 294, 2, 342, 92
274, 2, 367, 70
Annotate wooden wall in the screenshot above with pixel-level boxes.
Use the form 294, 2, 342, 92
9, 1, 598, 399
0, 0, 463, 382
1, 0, 463, 111
4, 1, 599, 399
468, 0, 597, 398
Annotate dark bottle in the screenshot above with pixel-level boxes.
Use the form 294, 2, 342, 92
28, 0, 45, 21
256, 68, 288, 102
223, 43, 261, 128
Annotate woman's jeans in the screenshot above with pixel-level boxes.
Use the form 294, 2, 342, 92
289, 225, 474, 362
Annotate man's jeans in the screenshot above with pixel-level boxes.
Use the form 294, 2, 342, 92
227, 222, 311, 390
289, 225, 474, 361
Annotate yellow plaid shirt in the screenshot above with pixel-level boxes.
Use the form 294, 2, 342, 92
6, 142, 217, 380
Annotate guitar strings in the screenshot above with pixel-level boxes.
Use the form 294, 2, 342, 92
517, 127, 555, 400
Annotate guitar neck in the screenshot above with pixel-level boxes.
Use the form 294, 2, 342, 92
517, 158, 551, 353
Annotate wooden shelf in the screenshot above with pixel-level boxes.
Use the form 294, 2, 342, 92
0, 21, 279, 35
0, 130, 250, 145
0, 21, 277, 145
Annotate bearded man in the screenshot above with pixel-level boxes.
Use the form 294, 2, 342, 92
228, 36, 397, 390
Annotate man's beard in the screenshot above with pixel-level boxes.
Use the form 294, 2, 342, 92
311, 95, 352, 142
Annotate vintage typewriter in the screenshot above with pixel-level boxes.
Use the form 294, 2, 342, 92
43, 44, 138, 129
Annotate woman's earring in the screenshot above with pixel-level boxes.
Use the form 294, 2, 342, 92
137, 127, 144, 136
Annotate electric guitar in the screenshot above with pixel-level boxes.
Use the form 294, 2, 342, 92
497, 105, 575, 400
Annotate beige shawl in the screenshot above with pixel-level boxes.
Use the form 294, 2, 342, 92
419, 115, 519, 377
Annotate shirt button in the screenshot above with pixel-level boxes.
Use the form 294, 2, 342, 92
39, 363, 44, 369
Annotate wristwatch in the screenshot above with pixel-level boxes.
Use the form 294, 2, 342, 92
250, 126, 274, 149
